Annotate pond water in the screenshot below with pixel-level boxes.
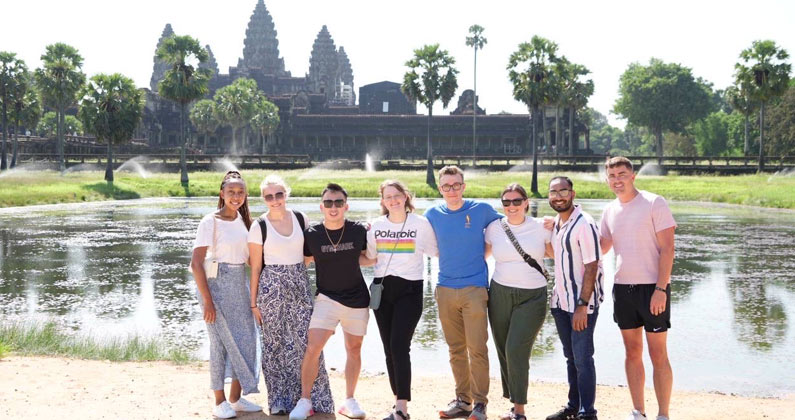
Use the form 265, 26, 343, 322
0, 197, 793, 398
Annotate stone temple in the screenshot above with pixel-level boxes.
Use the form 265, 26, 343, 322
143, 0, 587, 160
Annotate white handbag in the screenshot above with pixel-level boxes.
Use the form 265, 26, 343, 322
203, 216, 219, 279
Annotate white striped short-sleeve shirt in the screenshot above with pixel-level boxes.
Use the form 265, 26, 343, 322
550, 205, 604, 314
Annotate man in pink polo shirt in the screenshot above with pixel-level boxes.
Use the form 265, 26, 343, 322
599, 157, 676, 420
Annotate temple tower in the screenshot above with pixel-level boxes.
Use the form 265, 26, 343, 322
307, 25, 340, 100
200, 45, 219, 76
241, 0, 286, 75
337, 47, 355, 105
149, 23, 174, 91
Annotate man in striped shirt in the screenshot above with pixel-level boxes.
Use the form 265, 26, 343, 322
545, 176, 603, 420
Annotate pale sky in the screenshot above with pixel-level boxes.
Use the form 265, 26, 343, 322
2, 0, 793, 127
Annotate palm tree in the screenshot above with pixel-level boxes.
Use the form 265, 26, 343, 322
466, 25, 486, 162
250, 97, 280, 154
560, 62, 593, 154
507, 35, 562, 194
726, 83, 757, 156
156, 34, 212, 184
78, 73, 145, 182
0, 52, 28, 170
189, 99, 218, 151
401, 44, 459, 187
214, 77, 260, 155
734, 40, 791, 171
34, 43, 85, 172
11, 83, 41, 168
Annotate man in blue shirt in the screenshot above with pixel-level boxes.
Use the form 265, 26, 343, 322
425, 166, 501, 420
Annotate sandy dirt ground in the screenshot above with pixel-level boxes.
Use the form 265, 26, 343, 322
0, 356, 791, 419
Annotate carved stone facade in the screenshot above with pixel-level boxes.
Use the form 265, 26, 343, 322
239, 0, 286, 76
450, 89, 486, 115
149, 23, 174, 92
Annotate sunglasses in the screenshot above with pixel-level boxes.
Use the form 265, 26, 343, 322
501, 198, 526, 207
322, 199, 346, 208
264, 192, 285, 202
440, 182, 464, 192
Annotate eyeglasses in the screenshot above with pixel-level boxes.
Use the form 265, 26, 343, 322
322, 199, 346, 208
382, 193, 404, 202
501, 198, 526, 207
548, 189, 572, 198
264, 192, 285, 202
440, 182, 464, 192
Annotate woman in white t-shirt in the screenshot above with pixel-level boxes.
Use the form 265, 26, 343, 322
365, 179, 438, 420
484, 183, 550, 420
190, 171, 262, 419
247, 174, 334, 416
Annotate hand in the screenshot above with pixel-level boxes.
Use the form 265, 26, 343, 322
203, 300, 216, 324
572, 306, 588, 332
251, 307, 263, 325
650, 290, 667, 316
543, 216, 554, 231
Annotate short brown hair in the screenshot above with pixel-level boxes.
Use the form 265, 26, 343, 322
379, 179, 415, 215
438, 165, 464, 183
605, 156, 633, 172
501, 182, 530, 213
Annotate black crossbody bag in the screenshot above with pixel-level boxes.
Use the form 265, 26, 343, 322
499, 217, 551, 280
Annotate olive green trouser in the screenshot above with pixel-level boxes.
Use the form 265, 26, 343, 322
488, 280, 547, 405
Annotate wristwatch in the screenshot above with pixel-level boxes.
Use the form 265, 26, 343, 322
576, 297, 589, 307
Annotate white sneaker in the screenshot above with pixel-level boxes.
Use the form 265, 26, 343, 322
656, 416, 669, 420
213, 401, 237, 419
230, 397, 262, 412
338, 398, 366, 419
626, 410, 648, 420
289, 398, 315, 420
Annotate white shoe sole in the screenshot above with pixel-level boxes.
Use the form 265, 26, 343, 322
338, 409, 366, 419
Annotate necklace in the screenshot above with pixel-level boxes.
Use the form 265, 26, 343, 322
324, 221, 346, 252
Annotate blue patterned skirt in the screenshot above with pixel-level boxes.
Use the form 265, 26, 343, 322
257, 263, 334, 413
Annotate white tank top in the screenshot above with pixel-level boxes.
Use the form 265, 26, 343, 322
247, 211, 305, 265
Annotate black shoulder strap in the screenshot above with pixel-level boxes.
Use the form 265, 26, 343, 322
293, 210, 306, 232
258, 216, 267, 244
500, 217, 549, 279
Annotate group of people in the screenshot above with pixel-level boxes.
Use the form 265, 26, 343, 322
190, 156, 676, 420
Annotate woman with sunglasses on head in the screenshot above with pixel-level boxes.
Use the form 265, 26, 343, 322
365, 180, 438, 420
190, 170, 262, 419
484, 183, 551, 420
247, 174, 334, 416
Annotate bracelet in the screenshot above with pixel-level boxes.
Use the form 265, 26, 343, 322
655, 286, 667, 293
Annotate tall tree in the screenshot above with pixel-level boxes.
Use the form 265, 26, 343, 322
189, 99, 218, 151
726, 83, 758, 156
78, 73, 145, 182
465, 24, 486, 161
156, 34, 212, 184
560, 61, 593, 154
37, 111, 82, 138
34, 43, 85, 172
214, 77, 261, 155
613, 58, 713, 166
764, 85, 795, 157
734, 40, 791, 171
250, 97, 280, 154
0, 52, 28, 170
507, 35, 561, 194
402, 44, 458, 187
10, 79, 41, 168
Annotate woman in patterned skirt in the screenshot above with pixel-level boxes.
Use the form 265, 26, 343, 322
248, 174, 334, 416
190, 170, 262, 419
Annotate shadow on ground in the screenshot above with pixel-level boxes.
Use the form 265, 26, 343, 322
82, 182, 141, 200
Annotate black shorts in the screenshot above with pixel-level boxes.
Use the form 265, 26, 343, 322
612, 284, 671, 332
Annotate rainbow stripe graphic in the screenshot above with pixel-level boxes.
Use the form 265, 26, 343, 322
376, 239, 416, 254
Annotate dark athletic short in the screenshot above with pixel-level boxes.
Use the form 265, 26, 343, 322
612, 284, 671, 332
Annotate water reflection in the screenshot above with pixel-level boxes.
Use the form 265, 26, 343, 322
0, 198, 794, 396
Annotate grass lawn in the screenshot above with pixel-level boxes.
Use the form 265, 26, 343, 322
0, 168, 794, 209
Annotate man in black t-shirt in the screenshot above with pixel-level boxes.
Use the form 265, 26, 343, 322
290, 183, 370, 420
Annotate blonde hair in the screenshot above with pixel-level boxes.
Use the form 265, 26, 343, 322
438, 165, 464, 183
605, 156, 634, 172
259, 174, 291, 197
379, 179, 415, 215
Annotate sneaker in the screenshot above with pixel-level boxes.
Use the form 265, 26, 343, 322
230, 397, 262, 412
383, 409, 411, 420
498, 407, 514, 420
626, 410, 647, 420
467, 403, 487, 420
213, 401, 237, 419
577, 415, 598, 420
439, 398, 473, 419
289, 398, 315, 420
546, 406, 577, 420
655, 417, 669, 420
338, 398, 366, 419
512, 414, 527, 420
270, 406, 287, 416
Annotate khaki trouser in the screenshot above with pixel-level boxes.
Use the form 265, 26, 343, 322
435, 285, 490, 404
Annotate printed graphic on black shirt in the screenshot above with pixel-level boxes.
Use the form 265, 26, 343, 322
304, 220, 369, 308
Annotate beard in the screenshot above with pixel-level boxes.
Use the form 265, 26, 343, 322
550, 200, 573, 213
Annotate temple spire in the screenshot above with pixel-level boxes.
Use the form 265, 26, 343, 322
200, 45, 219, 77
241, 0, 285, 75
308, 25, 340, 100
337, 47, 355, 105
150, 23, 174, 91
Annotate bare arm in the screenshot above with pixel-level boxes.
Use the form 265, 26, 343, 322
248, 242, 263, 324
190, 247, 216, 323
572, 260, 599, 331
650, 226, 675, 315
544, 243, 554, 258
484, 243, 492, 260
359, 251, 376, 267
600, 236, 612, 255
304, 256, 314, 266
